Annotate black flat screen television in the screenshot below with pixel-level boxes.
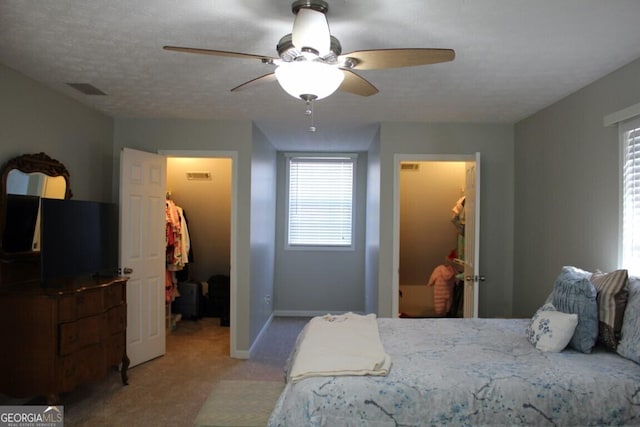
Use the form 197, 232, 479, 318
40, 198, 119, 283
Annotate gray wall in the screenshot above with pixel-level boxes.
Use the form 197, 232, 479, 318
250, 124, 277, 341
377, 123, 515, 318
365, 128, 381, 314
273, 151, 368, 314
7, 48, 640, 354
0, 64, 114, 202
513, 57, 640, 316
112, 118, 259, 355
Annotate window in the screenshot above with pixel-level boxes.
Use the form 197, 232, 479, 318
621, 116, 640, 275
286, 154, 356, 248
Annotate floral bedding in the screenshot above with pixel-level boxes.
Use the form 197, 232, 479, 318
268, 318, 640, 426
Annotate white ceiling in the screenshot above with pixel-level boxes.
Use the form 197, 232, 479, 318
2, 0, 640, 150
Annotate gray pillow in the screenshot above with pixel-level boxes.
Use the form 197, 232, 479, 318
591, 269, 628, 350
617, 277, 640, 363
552, 266, 599, 353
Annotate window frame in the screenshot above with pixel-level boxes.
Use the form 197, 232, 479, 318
620, 116, 640, 275
284, 152, 357, 251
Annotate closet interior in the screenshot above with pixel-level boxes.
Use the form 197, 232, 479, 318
398, 161, 467, 318
164, 157, 232, 332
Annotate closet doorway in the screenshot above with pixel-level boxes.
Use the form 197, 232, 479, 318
120, 148, 238, 368
392, 153, 481, 319
163, 151, 235, 351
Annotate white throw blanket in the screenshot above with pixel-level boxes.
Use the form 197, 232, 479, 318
288, 312, 392, 383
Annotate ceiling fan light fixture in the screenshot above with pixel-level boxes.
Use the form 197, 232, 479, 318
292, 5, 330, 56
275, 61, 344, 100
164, 0, 455, 105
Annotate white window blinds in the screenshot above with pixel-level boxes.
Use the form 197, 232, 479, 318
287, 155, 355, 247
622, 116, 640, 275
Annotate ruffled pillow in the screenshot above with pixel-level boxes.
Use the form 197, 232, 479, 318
552, 266, 599, 353
527, 303, 578, 352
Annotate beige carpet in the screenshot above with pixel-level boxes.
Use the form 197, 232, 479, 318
193, 380, 284, 427
0, 317, 310, 427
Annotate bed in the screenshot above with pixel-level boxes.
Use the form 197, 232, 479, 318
268, 316, 640, 426
269, 267, 640, 426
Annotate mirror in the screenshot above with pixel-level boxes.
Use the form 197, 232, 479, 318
0, 153, 72, 256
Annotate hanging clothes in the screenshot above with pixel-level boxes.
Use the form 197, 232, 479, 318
451, 196, 466, 261
451, 196, 465, 233
165, 270, 177, 304
166, 199, 192, 271
165, 198, 192, 303
175, 209, 195, 282
175, 205, 191, 266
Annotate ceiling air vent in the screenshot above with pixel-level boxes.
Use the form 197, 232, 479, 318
66, 83, 107, 95
186, 171, 212, 180
401, 163, 420, 171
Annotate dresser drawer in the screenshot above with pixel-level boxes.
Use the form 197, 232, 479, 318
77, 289, 104, 318
104, 282, 125, 309
57, 344, 106, 392
59, 322, 78, 356
74, 345, 107, 384
58, 295, 77, 322
59, 282, 124, 321
107, 304, 126, 335
57, 355, 77, 393
59, 314, 105, 355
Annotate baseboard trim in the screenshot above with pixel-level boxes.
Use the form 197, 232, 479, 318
247, 313, 274, 359
232, 349, 250, 359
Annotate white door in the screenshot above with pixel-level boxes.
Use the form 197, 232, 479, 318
463, 153, 481, 318
120, 148, 167, 367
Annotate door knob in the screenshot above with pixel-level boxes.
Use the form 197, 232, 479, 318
122, 267, 133, 275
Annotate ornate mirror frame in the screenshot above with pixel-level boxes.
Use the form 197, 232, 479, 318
0, 152, 72, 258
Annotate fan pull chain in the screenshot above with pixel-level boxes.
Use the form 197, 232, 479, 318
304, 99, 316, 132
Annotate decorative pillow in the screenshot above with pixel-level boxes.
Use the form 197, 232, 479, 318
591, 269, 628, 350
552, 266, 599, 353
542, 265, 591, 305
617, 277, 640, 363
526, 303, 578, 352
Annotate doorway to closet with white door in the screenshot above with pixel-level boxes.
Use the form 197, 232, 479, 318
165, 156, 232, 337
398, 159, 472, 319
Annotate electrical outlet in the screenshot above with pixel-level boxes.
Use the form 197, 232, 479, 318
264, 295, 271, 305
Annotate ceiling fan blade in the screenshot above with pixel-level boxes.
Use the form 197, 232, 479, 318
230, 73, 277, 92
339, 69, 379, 96
163, 46, 277, 63
341, 48, 455, 70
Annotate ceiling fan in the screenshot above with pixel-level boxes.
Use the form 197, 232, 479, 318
164, 0, 455, 129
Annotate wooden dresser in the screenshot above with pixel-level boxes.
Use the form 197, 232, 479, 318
0, 276, 129, 404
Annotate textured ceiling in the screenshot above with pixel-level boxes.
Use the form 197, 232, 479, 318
2, 0, 640, 149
